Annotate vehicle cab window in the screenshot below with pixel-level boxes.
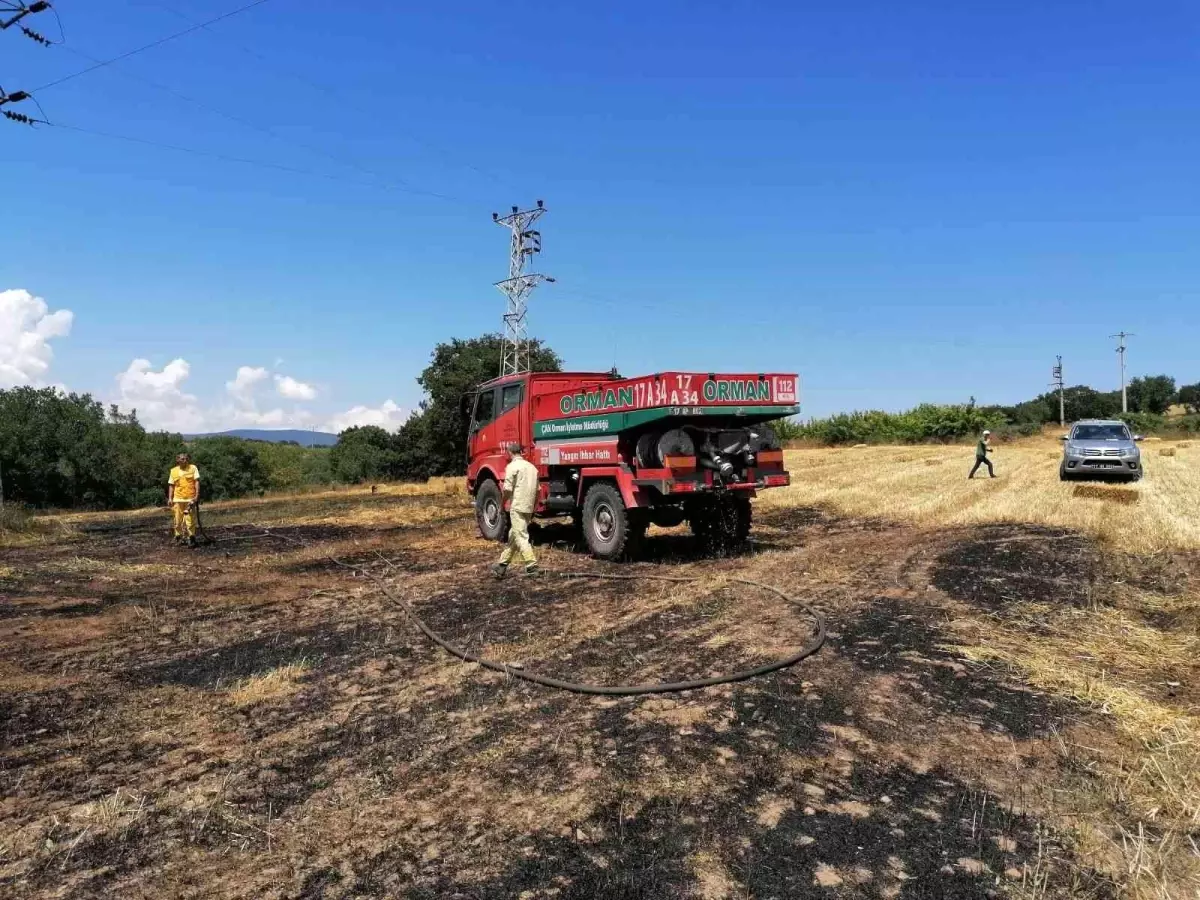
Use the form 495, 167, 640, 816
472, 390, 496, 432
500, 383, 522, 414
1072, 423, 1130, 441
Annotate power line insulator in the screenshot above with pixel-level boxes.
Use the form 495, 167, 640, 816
21, 25, 51, 45
3, 110, 43, 125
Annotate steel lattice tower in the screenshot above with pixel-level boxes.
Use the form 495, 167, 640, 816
493, 200, 553, 376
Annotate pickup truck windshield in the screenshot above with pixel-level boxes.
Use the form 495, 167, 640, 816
1073, 424, 1130, 441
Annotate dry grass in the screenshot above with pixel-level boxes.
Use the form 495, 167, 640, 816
6, 447, 1200, 898
953, 601, 1200, 898
762, 440, 1200, 897
763, 438, 1200, 552
225, 661, 311, 707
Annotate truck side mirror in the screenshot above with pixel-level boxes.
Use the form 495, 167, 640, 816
1059, 435, 1069, 441
1134, 435, 1144, 442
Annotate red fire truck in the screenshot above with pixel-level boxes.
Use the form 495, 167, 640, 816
466, 370, 799, 559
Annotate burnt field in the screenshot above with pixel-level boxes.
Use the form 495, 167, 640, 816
2, 473, 1198, 899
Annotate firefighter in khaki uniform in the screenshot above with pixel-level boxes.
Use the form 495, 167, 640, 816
167, 453, 201, 547
492, 443, 540, 578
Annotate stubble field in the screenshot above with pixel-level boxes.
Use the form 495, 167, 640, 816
1, 438, 1197, 899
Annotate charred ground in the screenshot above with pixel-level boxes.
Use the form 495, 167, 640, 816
1, 479, 1196, 898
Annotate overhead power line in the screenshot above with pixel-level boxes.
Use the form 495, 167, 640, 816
27, 9, 465, 202
32, 0, 270, 92
144, 0, 513, 191
46, 121, 420, 188
47, 42, 461, 200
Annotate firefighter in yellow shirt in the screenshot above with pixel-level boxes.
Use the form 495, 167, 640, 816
167, 453, 201, 547
492, 443, 539, 578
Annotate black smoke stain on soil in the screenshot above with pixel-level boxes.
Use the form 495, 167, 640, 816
0, 687, 97, 754
730, 761, 1114, 900
400, 759, 1111, 900
585, 681, 847, 786
124, 621, 395, 689
838, 599, 1075, 738
358, 795, 701, 899
757, 505, 893, 536
279, 545, 475, 577
931, 524, 1100, 612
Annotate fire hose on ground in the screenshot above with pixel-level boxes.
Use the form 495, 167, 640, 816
261, 529, 827, 696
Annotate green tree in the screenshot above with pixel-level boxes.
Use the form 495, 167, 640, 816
189, 436, 270, 500
1127, 375, 1176, 415
392, 413, 436, 481
329, 426, 398, 483
1179, 383, 1200, 414
1058, 386, 1121, 422
253, 442, 335, 492
103, 407, 186, 507
409, 334, 562, 477
0, 387, 114, 507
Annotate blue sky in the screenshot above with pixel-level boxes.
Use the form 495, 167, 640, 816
3, 0, 1198, 431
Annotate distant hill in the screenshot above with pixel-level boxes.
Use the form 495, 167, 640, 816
185, 429, 339, 447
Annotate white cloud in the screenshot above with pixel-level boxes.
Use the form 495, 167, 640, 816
216, 364, 317, 429
0, 288, 74, 388
274, 374, 317, 401
323, 400, 409, 434
223, 405, 318, 429
111, 357, 401, 436
116, 358, 205, 432
226, 365, 269, 402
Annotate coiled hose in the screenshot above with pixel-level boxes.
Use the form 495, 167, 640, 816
262, 529, 826, 696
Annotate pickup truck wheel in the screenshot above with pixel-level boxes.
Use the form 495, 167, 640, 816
475, 479, 509, 541
583, 483, 633, 561
1059, 466, 1071, 482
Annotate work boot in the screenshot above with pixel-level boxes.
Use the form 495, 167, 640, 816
491, 563, 508, 579
523, 563, 540, 578
187, 535, 198, 548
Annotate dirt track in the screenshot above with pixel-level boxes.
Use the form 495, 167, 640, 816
1, 488, 1194, 898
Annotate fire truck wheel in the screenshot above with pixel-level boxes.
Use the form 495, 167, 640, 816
475, 479, 510, 542
582, 482, 635, 561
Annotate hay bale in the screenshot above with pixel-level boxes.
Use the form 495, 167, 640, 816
852, 443, 868, 449
1177, 442, 1191, 449
425, 476, 467, 496
1159, 448, 1176, 457
924, 458, 943, 467
1072, 485, 1140, 504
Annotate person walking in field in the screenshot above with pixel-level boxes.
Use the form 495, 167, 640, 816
968, 429, 996, 479
492, 443, 540, 578
167, 453, 201, 547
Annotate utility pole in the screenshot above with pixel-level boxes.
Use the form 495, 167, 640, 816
1051, 356, 1065, 427
1111, 331, 1134, 413
492, 200, 554, 377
